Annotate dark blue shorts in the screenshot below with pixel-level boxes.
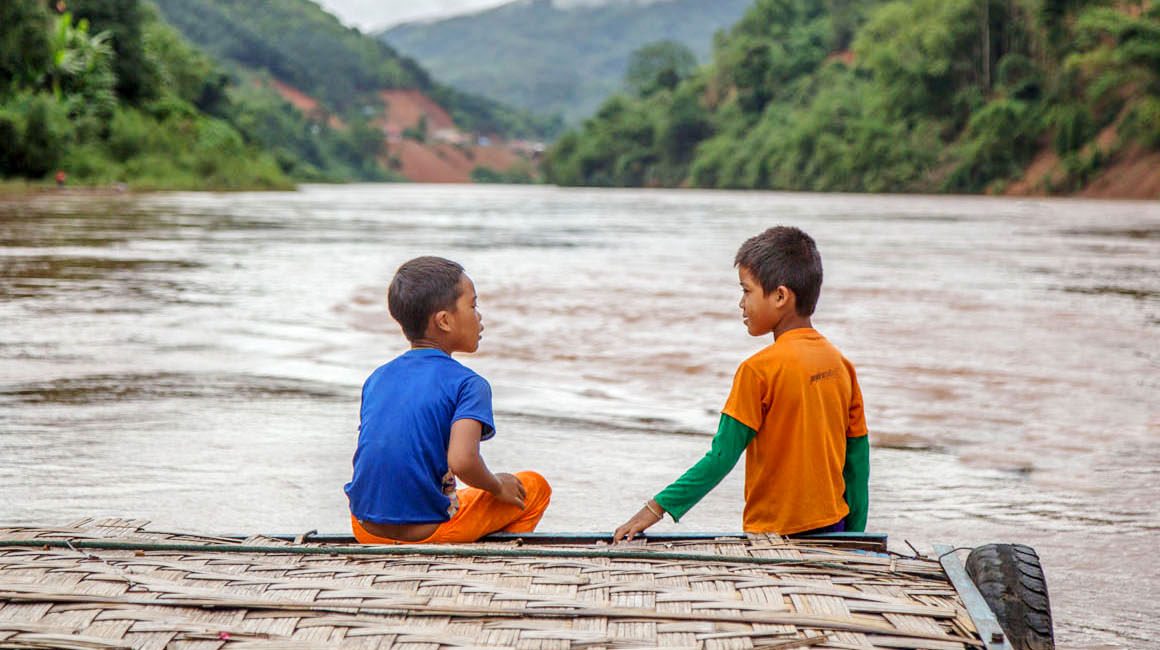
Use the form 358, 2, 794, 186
796, 517, 846, 536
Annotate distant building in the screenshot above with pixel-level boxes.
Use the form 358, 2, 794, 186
432, 128, 467, 145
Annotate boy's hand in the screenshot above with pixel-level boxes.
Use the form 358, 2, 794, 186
494, 472, 526, 509
612, 502, 663, 543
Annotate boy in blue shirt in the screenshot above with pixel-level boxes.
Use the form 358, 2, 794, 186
345, 256, 551, 543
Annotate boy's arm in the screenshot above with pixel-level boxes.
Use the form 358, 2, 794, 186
842, 359, 869, 532
654, 414, 755, 521
613, 414, 753, 541
842, 435, 869, 532
448, 419, 525, 508
658, 413, 756, 515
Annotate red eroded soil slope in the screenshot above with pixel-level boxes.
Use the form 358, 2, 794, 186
388, 141, 533, 184
270, 79, 320, 113
380, 89, 456, 132
263, 79, 344, 128
1078, 149, 1160, 199
1006, 120, 1160, 199
257, 79, 536, 183
391, 141, 473, 183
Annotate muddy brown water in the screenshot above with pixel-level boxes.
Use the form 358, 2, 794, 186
1, 185, 1157, 648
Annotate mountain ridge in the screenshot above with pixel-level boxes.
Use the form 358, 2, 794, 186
153, 0, 555, 138
381, 0, 751, 123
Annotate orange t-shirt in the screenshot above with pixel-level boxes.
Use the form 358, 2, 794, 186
722, 328, 867, 534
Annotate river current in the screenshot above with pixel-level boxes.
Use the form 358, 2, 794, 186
1, 185, 1157, 648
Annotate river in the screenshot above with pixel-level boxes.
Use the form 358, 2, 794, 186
1, 185, 1157, 648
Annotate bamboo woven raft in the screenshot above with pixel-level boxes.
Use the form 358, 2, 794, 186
0, 518, 985, 650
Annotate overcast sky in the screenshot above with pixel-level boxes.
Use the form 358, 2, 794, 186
314, 0, 628, 31
314, 0, 516, 31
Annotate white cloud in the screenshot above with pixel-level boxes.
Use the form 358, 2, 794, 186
313, 0, 515, 31
313, 0, 655, 31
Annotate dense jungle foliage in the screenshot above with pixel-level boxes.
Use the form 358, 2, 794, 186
1, 0, 294, 189
544, 0, 1160, 194
382, 0, 752, 124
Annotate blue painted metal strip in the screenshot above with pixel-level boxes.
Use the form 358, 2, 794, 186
228, 531, 888, 549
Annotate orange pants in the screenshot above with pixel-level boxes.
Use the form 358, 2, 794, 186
351, 470, 551, 544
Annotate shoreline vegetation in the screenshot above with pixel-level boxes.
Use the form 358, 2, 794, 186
8, 178, 1160, 203
0, 177, 298, 197
0, 0, 549, 193
1, 1, 304, 192
3, 0, 1156, 197
542, 0, 1160, 199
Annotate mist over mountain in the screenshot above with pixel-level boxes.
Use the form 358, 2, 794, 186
380, 0, 750, 123
553, 0, 670, 6
315, 0, 673, 31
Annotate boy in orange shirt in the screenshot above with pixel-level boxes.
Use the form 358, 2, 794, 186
613, 226, 869, 540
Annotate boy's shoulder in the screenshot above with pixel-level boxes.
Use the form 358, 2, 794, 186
738, 333, 806, 368
737, 329, 846, 374
366, 350, 489, 391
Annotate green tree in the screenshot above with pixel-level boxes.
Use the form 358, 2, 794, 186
946, 98, 1040, 191
854, 0, 985, 124
0, 92, 73, 178
45, 13, 114, 101
1065, 4, 1160, 147
0, 0, 51, 94
143, 21, 230, 116
69, 0, 160, 103
625, 40, 698, 97
337, 116, 388, 178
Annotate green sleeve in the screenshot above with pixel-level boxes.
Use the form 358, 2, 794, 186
653, 414, 755, 523
843, 435, 870, 532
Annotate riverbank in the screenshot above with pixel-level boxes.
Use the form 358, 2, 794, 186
0, 177, 296, 198
0, 179, 132, 199
10, 175, 1159, 200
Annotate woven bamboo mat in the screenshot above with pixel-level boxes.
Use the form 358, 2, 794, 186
0, 518, 981, 650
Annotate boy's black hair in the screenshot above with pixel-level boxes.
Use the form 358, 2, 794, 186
388, 256, 465, 341
735, 226, 823, 316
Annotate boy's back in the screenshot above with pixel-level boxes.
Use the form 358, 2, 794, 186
345, 349, 494, 526
344, 256, 550, 544
725, 328, 866, 534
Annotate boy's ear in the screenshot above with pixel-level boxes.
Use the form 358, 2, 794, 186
773, 285, 795, 308
430, 309, 453, 334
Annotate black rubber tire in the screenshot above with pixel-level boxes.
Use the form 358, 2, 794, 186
965, 543, 1055, 650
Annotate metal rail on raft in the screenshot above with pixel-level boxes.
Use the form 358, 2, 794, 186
934, 544, 1012, 650
0, 532, 889, 564
230, 530, 889, 552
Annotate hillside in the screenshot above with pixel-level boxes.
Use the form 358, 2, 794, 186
150, 0, 549, 183
381, 0, 752, 123
545, 0, 1160, 198
152, 0, 555, 139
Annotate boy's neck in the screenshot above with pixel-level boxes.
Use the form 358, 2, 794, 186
410, 338, 454, 355
772, 315, 813, 339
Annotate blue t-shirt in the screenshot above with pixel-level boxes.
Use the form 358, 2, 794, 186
344, 348, 496, 525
